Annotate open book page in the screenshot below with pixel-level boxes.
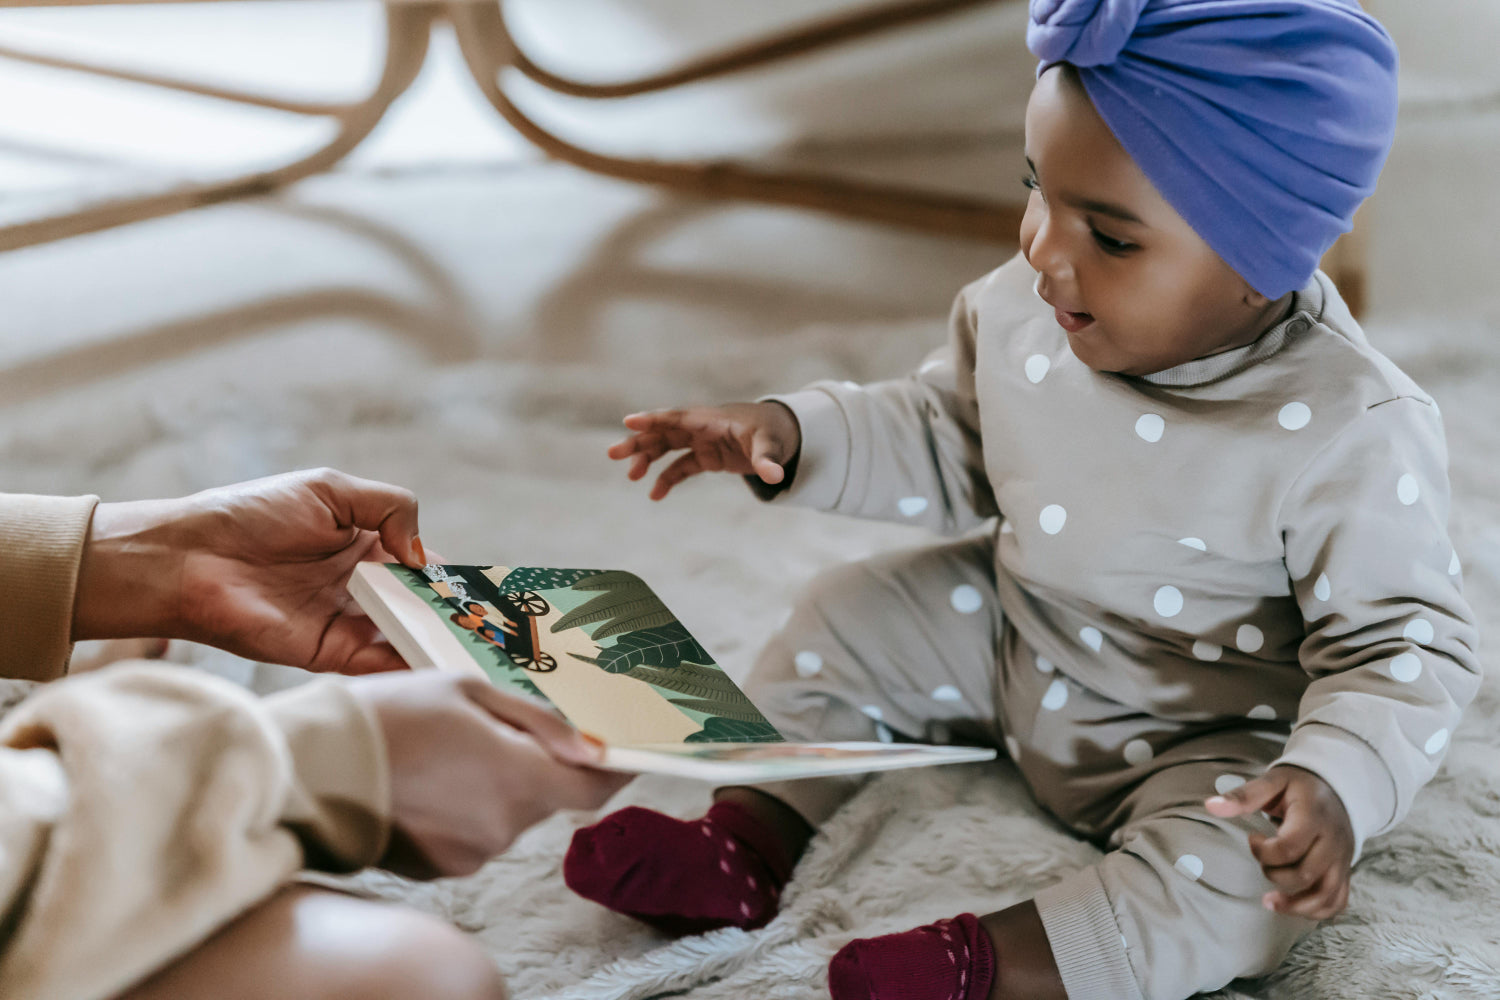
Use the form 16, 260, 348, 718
350, 563, 998, 781
351, 563, 782, 746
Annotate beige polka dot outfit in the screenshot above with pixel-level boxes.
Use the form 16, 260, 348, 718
742, 253, 1482, 1000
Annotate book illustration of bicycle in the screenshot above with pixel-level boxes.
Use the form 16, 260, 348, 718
427, 566, 559, 673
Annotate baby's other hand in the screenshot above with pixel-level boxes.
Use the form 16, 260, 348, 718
607, 402, 801, 501
1205, 764, 1355, 920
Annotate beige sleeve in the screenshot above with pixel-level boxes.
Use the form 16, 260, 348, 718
0, 665, 390, 1000
757, 272, 997, 534
1274, 396, 1482, 852
0, 493, 99, 682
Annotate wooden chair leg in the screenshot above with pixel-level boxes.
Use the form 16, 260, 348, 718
447, 0, 1025, 243
0, 1, 439, 252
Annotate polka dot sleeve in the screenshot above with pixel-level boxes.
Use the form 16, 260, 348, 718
757, 274, 998, 534
1274, 396, 1481, 847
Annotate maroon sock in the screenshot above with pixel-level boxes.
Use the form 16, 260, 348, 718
829, 913, 997, 1000
563, 801, 793, 935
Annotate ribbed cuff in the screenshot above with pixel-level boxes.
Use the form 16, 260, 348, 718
1034, 866, 1144, 1000
264, 677, 390, 872
0, 494, 99, 682
755, 388, 851, 510
1273, 722, 1397, 857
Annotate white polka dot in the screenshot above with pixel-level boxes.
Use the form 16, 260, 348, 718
931, 684, 963, 702
1390, 652, 1422, 683
841, 380, 860, 390
1214, 774, 1247, 796
1123, 739, 1154, 766
1192, 640, 1222, 662
1154, 585, 1184, 618
794, 650, 823, 678
861, 705, 884, 721
1135, 413, 1165, 443
1004, 735, 1021, 759
1278, 402, 1312, 431
1041, 679, 1069, 711
740, 901, 753, 918
1425, 728, 1449, 755
1397, 474, 1420, 506
1248, 704, 1277, 721
1035, 654, 1054, 674
720, 858, 732, 873
1313, 573, 1331, 602
1174, 854, 1205, 880
898, 496, 929, 518
950, 584, 984, 614
876, 722, 895, 744
1025, 354, 1051, 384
1080, 626, 1103, 652
1121, 934, 1129, 953
1404, 619, 1435, 645
1178, 537, 1207, 552
1039, 504, 1068, 535
1449, 550, 1462, 576
1000, 520, 1015, 535
919, 358, 945, 375
1236, 625, 1265, 653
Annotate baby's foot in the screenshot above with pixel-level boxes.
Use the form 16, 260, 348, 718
829, 913, 996, 1000
564, 801, 792, 934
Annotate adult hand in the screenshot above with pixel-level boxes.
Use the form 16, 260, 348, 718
351, 671, 631, 879
1205, 764, 1356, 919
607, 402, 801, 500
74, 468, 425, 674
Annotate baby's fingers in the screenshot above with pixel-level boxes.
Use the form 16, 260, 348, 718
1264, 869, 1349, 920
650, 451, 705, 501
749, 426, 786, 484
1259, 835, 1328, 897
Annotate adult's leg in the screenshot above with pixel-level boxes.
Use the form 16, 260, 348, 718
117, 886, 507, 1000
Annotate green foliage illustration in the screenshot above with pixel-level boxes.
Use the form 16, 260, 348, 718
499, 567, 604, 593
622, 660, 768, 727
684, 716, 784, 744
569, 622, 712, 674
550, 571, 677, 640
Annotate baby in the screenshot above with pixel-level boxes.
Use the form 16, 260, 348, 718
564, 2, 1481, 998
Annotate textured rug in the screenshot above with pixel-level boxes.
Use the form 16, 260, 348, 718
4, 243, 1500, 998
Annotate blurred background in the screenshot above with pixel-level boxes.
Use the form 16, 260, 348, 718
1, 0, 1497, 686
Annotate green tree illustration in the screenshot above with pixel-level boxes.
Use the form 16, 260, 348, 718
621, 660, 769, 726
684, 717, 784, 744
569, 622, 712, 674
499, 567, 605, 593
550, 571, 677, 640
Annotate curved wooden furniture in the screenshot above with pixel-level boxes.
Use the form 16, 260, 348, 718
0, 0, 1024, 254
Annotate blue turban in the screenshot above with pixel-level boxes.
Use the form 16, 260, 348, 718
1027, 0, 1398, 299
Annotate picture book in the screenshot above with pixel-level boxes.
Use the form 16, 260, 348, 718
348, 562, 997, 782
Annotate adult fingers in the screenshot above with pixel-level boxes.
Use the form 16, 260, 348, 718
304, 468, 424, 570
1206, 770, 1288, 819
749, 426, 786, 484
650, 451, 705, 501
305, 614, 413, 674
459, 677, 606, 767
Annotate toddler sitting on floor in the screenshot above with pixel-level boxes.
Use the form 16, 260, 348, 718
565, 2, 1480, 998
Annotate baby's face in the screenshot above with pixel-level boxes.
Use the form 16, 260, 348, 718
1019, 66, 1292, 377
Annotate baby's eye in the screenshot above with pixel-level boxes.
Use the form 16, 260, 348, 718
1091, 228, 1136, 255
1021, 174, 1041, 193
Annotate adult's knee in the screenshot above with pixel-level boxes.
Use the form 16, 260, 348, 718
336, 904, 508, 1000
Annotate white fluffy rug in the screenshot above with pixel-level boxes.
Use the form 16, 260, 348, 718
5, 197, 1500, 998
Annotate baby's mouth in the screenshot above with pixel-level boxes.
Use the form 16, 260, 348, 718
1053, 307, 1095, 333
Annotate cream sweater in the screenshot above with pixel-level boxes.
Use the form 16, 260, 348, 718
0, 493, 390, 1000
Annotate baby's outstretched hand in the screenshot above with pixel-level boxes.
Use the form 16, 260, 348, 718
1205, 764, 1355, 920
608, 402, 801, 501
